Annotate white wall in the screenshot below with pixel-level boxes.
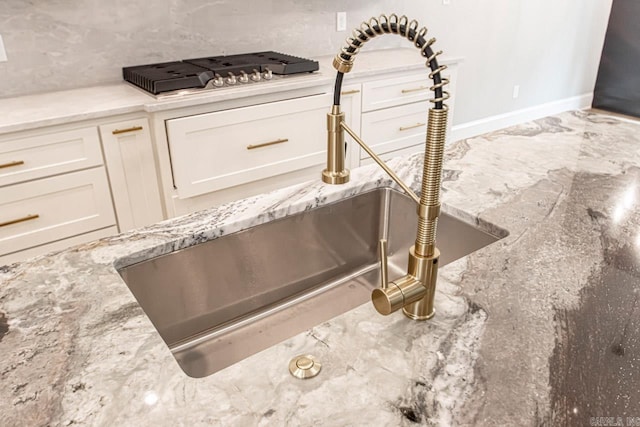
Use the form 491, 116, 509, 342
400, 1, 613, 125
0, 1, 612, 128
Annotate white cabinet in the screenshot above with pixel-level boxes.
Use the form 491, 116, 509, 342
156, 91, 359, 216
154, 62, 458, 218
0, 126, 117, 266
99, 118, 164, 232
166, 93, 331, 199
0, 168, 116, 255
0, 126, 103, 187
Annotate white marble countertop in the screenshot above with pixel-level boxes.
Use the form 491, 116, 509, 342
2, 110, 640, 425
0, 48, 460, 135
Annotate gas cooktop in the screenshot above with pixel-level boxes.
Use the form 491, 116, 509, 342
123, 51, 319, 96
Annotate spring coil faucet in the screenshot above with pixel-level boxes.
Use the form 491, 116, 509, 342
322, 14, 450, 320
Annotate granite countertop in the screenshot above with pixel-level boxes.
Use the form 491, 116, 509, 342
2, 110, 640, 426
0, 48, 461, 135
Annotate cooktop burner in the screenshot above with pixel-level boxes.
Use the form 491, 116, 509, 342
123, 51, 319, 96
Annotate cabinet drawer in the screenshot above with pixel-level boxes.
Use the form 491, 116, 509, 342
360, 101, 430, 158
0, 127, 104, 187
362, 72, 432, 112
166, 94, 331, 199
0, 167, 116, 255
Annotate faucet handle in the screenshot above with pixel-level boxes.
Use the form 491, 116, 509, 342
378, 239, 388, 289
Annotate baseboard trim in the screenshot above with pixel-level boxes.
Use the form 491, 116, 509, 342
450, 93, 594, 142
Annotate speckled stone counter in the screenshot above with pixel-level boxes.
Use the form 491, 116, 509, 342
2, 110, 640, 426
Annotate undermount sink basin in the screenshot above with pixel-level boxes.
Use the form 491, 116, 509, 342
117, 188, 502, 378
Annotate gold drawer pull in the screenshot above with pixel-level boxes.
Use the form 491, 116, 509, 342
247, 138, 289, 150
341, 89, 361, 95
399, 123, 426, 131
401, 86, 428, 94
0, 214, 40, 228
0, 160, 25, 169
112, 126, 143, 135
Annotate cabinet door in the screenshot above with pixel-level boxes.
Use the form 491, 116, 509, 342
100, 118, 164, 232
166, 93, 331, 199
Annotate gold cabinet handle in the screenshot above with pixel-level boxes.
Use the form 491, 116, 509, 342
341, 89, 361, 95
112, 126, 143, 135
0, 160, 25, 169
399, 123, 426, 131
0, 214, 40, 228
401, 86, 428, 94
247, 138, 289, 150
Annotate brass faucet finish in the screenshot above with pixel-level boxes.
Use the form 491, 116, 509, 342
322, 14, 449, 321
321, 105, 350, 185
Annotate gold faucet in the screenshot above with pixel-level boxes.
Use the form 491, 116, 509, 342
322, 14, 450, 320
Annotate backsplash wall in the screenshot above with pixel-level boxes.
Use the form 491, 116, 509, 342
0, 0, 408, 98
1, 1, 613, 127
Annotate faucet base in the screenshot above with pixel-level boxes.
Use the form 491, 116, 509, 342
401, 246, 439, 321
322, 169, 350, 184
403, 306, 435, 321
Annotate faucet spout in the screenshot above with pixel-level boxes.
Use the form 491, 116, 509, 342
322, 14, 450, 321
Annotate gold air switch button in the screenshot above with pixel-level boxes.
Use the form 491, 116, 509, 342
289, 354, 322, 379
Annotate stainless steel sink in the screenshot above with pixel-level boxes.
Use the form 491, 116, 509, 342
117, 188, 502, 378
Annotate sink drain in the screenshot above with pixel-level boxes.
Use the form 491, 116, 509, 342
289, 354, 322, 379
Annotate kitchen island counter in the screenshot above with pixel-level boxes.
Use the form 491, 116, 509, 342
2, 110, 640, 426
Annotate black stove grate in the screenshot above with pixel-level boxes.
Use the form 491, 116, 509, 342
184, 51, 320, 75
123, 51, 319, 95
122, 61, 214, 95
